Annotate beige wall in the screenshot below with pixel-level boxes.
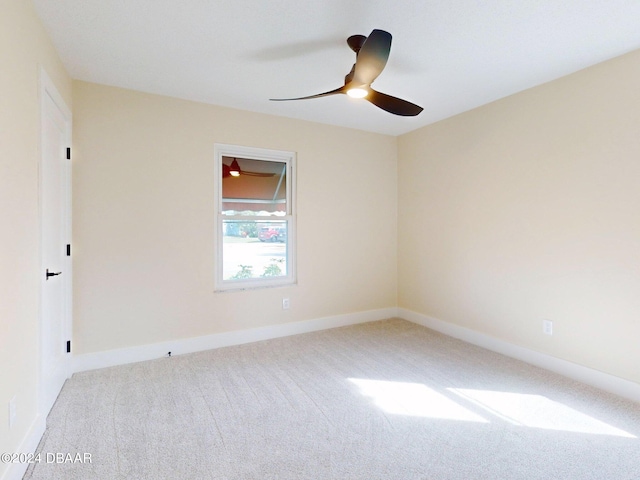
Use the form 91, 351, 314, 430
0, 0, 72, 473
3, 4, 639, 468
72, 81, 398, 354
398, 49, 640, 384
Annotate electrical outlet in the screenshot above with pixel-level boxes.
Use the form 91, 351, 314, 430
282, 298, 290, 310
543, 320, 553, 336
9, 396, 16, 429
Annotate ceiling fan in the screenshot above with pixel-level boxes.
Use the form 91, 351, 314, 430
270, 29, 423, 117
222, 159, 276, 178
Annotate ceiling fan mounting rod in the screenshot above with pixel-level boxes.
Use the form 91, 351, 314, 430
347, 34, 367, 54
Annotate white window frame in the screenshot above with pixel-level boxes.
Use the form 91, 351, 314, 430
214, 144, 296, 291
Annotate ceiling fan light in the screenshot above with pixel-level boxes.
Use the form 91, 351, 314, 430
347, 87, 368, 99
230, 159, 241, 176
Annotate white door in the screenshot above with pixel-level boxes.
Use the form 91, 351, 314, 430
40, 70, 72, 416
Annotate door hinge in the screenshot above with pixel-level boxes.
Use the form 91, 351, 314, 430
66, 147, 71, 160
66, 340, 71, 353
66, 244, 71, 256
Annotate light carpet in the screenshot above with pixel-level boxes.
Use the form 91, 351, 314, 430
24, 319, 640, 479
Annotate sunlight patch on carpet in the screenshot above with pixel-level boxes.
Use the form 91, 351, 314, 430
348, 378, 489, 423
448, 389, 637, 438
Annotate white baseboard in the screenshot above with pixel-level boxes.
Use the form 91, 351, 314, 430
71, 306, 640, 404
399, 308, 640, 404
73, 307, 399, 373
1, 415, 46, 480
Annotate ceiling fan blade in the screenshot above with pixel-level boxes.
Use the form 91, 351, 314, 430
242, 171, 276, 177
366, 89, 423, 116
270, 86, 346, 101
223, 160, 277, 178
352, 29, 392, 86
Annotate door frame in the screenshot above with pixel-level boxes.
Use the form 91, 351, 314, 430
38, 67, 72, 417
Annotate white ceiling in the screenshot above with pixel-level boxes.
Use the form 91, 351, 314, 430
33, 1, 640, 136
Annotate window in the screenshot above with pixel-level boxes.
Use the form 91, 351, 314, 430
214, 144, 296, 291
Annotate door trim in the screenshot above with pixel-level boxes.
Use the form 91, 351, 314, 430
38, 66, 72, 417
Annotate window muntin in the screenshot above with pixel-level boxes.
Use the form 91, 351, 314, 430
214, 145, 295, 290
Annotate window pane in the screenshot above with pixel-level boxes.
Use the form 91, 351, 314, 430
222, 157, 287, 216
215, 144, 295, 291
222, 220, 287, 280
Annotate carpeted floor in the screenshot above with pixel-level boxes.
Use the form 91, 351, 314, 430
24, 319, 640, 479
